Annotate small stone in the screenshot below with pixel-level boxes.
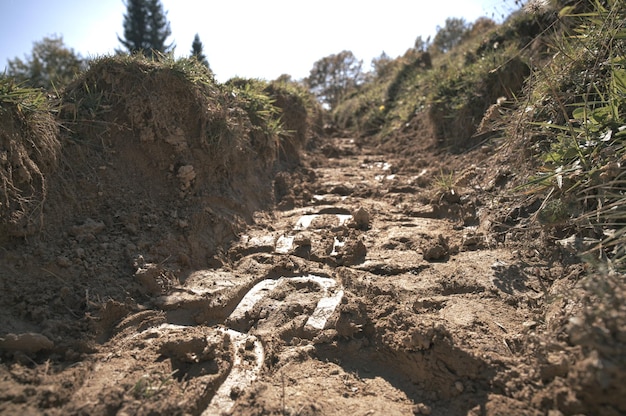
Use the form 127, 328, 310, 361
177, 165, 196, 190
455, 381, 464, 393
0, 332, 54, 354
423, 245, 447, 261
69, 218, 105, 237
352, 207, 371, 230
522, 321, 538, 329
414, 403, 432, 415
423, 235, 449, 261
57, 256, 72, 268
294, 232, 312, 247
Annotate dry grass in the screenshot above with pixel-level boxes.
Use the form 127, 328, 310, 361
0, 77, 60, 237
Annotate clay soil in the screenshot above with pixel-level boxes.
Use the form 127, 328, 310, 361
0, 126, 622, 416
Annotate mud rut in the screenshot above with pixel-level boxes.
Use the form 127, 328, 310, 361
78, 137, 548, 415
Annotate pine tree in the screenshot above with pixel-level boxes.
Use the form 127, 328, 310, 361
190, 34, 209, 68
146, 0, 173, 55
118, 0, 173, 57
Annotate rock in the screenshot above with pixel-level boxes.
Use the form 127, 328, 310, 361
462, 231, 484, 249
423, 235, 449, 261
414, 402, 432, 415
0, 332, 54, 355
69, 218, 105, 237
177, 165, 196, 190
351, 207, 371, 230
540, 352, 570, 382
135, 263, 166, 294
331, 235, 367, 266
294, 232, 312, 247
56, 256, 72, 268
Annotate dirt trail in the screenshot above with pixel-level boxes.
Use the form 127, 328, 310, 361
0, 135, 588, 415
135, 137, 549, 414
197, 137, 548, 415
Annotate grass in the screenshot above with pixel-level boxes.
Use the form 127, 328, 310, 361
518, 0, 626, 267
433, 168, 456, 193
132, 370, 178, 399
0, 77, 49, 115
0, 76, 60, 237
331, 11, 539, 151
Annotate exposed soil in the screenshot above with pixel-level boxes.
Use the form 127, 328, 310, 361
0, 112, 623, 415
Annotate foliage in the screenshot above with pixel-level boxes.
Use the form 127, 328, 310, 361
520, 0, 626, 267
370, 51, 393, 78
414, 35, 431, 52
268, 78, 324, 139
432, 17, 471, 53
0, 76, 49, 115
306, 50, 364, 109
331, 12, 533, 143
225, 77, 280, 130
6, 35, 86, 90
191, 33, 210, 69
118, 0, 173, 57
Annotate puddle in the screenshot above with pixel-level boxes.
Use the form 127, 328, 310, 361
295, 214, 318, 230
337, 214, 352, 226
275, 235, 295, 253
362, 161, 392, 171
228, 275, 342, 329
330, 237, 346, 256
305, 289, 344, 331
295, 214, 353, 230
202, 328, 264, 415
203, 274, 344, 413
242, 234, 275, 246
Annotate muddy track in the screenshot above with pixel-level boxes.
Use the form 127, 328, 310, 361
1, 137, 574, 416
94, 137, 549, 415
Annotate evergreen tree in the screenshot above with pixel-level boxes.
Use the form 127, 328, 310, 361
146, 0, 173, 54
190, 33, 209, 68
117, 0, 173, 57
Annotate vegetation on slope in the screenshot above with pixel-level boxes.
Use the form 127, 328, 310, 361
0, 54, 322, 244
332, 0, 626, 272
0, 77, 60, 238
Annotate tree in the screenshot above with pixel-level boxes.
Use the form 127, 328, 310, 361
306, 50, 363, 109
146, 0, 173, 54
6, 35, 85, 90
432, 17, 470, 53
190, 33, 209, 68
371, 51, 392, 78
414, 35, 431, 52
118, 0, 173, 57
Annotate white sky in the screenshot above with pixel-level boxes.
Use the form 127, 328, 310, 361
0, 0, 519, 82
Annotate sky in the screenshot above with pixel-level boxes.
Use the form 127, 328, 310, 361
0, 0, 520, 83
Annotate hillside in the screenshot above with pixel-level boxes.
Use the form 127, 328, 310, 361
0, 1, 625, 415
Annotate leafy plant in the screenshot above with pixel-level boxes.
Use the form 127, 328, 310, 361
306, 50, 364, 109
521, 0, 626, 266
5, 35, 86, 90
132, 370, 178, 399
